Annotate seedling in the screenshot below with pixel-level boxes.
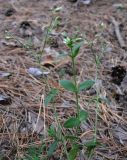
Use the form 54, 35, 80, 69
61, 36, 94, 127
40, 6, 62, 56
59, 36, 95, 159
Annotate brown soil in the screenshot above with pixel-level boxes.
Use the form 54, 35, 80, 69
0, 0, 127, 159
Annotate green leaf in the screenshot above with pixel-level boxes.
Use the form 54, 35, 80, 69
63, 37, 73, 48
44, 88, 59, 106
95, 55, 100, 66
85, 139, 100, 157
65, 135, 79, 141
64, 117, 80, 128
68, 144, 80, 160
60, 80, 76, 92
79, 80, 95, 91
47, 140, 58, 157
53, 6, 62, 12
71, 43, 82, 58
85, 139, 100, 148
48, 125, 56, 137
79, 110, 88, 122
26, 143, 45, 160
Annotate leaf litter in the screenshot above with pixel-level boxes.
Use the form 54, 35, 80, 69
0, 0, 127, 159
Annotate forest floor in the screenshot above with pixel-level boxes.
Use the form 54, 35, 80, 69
0, 0, 127, 159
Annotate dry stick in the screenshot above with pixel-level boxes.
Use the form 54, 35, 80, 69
111, 16, 126, 49
32, 94, 45, 135
43, 95, 46, 137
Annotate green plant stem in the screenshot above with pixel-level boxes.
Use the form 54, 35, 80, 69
71, 57, 79, 118
94, 97, 99, 142
94, 55, 100, 142
41, 28, 49, 53
5, 32, 29, 49
61, 136, 70, 160
40, 16, 53, 55
52, 103, 69, 159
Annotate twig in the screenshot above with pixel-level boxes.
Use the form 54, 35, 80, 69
32, 94, 44, 135
43, 94, 46, 137
111, 16, 126, 49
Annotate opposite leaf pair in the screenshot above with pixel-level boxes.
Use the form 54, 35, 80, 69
60, 79, 95, 93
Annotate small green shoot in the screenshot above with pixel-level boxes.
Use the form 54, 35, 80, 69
47, 140, 58, 157
70, 42, 82, 58
64, 110, 88, 129
40, 6, 62, 56
85, 139, 100, 158
61, 36, 94, 121
44, 88, 59, 106
24, 143, 46, 160
68, 144, 80, 160
48, 125, 57, 137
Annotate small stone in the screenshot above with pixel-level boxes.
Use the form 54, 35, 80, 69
81, 0, 92, 5
27, 67, 49, 77
104, 47, 112, 53
0, 95, 12, 105
0, 71, 11, 78
27, 67, 43, 77
76, 0, 92, 6
113, 3, 124, 9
